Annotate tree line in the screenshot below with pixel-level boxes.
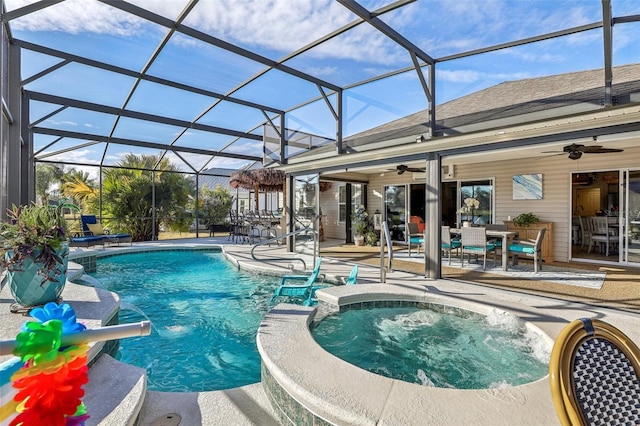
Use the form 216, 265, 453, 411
36, 154, 233, 241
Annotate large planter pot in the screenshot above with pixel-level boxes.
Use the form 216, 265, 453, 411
354, 235, 365, 246
7, 242, 69, 308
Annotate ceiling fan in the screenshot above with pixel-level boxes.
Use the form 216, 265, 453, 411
394, 164, 425, 175
542, 143, 624, 160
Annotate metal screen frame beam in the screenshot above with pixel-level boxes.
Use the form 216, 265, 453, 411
32, 127, 262, 162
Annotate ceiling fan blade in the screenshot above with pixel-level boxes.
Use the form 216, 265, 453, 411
536, 152, 566, 160
581, 145, 624, 153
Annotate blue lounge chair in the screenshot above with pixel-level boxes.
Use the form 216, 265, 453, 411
79, 215, 132, 246
69, 235, 106, 249
346, 264, 358, 285
271, 257, 324, 303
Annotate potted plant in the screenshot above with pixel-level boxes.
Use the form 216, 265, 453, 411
513, 212, 540, 227
352, 205, 370, 246
0, 202, 77, 310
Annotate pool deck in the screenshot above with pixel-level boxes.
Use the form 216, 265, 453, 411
2, 237, 640, 425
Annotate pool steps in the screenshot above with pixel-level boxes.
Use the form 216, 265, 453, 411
84, 354, 147, 426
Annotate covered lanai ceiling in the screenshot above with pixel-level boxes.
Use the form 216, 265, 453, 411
2, 0, 639, 176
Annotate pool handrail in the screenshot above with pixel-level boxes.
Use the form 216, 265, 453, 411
251, 227, 317, 270
379, 221, 393, 283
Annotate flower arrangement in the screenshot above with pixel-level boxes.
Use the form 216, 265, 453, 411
352, 205, 370, 236
457, 197, 480, 216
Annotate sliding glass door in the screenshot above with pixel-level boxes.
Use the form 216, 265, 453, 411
384, 185, 407, 242
458, 180, 494, 226
622, 169, 640, 265
293, 174, 318, 252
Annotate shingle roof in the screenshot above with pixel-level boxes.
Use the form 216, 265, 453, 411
347, 63, 640, 145
197, 168, 249, 193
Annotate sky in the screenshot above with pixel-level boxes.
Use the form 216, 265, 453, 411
4, 0, 639, 178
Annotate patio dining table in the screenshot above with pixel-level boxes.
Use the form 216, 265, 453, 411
450, 228, 517, 271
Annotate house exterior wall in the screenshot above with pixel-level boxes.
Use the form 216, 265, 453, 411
358, 143, 640, 262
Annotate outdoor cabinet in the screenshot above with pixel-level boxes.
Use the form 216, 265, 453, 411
504, 221, 554, 262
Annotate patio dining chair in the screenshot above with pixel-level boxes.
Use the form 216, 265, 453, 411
578, 216, 592, 250
588, 216, 618, 256
549, 318, 640, 426
460, 227, 496, 270
407, 221, 424, 256
508, 228, 545, 273
441, 225, 461, 265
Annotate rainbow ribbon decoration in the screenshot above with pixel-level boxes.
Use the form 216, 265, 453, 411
9, 303, 89, 426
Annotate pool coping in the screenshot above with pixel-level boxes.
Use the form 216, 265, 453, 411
257, 284, 563, 425
47, 240, 640, 425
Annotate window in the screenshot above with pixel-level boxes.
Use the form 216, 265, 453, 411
339, 185, 347, 222
339, 184, 364, 222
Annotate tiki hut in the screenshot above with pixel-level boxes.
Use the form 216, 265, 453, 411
230, 169, 285, 211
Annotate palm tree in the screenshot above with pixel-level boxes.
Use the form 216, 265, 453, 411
35, 163, 64, 206
60, 169, 98, 212
101, 154, 195, 241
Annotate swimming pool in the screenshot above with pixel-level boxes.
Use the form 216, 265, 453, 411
312, 304, 550, 389
93, 249, 281, 392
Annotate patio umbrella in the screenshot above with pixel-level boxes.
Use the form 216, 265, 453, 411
230, 169, 285, 211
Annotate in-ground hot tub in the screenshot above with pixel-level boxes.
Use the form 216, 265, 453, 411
257, 283, 559, 426
311, 303, 550, 390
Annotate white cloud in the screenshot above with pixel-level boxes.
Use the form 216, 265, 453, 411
305, 65, 339, 78
7, 0, 413, 66
437, 69, 481, 84
438, 69, 532, 85
7, 0, 146, 35
48, 119, 78, 126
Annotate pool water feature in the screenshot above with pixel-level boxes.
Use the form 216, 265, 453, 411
312, 305, 550, 389
93, 249, 281, 392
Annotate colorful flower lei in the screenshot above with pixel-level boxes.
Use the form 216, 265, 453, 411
10, 302, 89, 426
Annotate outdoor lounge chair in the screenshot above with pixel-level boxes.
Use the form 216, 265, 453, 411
79, 215, 132, 246
508, 228, 545, 273
346, 264, 358, 285
69, 235, 106, 249
549, 318, 640, 426
271, 257, 324, 303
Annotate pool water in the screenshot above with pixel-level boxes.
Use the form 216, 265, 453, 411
93, 250, 281, 392
312, 306, 550, 389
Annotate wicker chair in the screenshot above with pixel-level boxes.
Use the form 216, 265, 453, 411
441, 225, 461, 265
460, 227, 496, 270
549, 318, 640, 426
